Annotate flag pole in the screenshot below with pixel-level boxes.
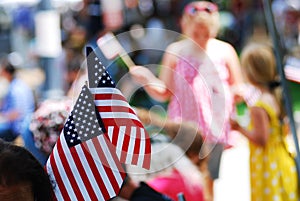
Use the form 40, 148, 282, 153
262, 0, 300, 182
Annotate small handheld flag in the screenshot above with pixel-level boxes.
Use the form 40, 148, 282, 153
86, 46, 151, 169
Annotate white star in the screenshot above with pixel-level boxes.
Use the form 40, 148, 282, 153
95, 64, 98, 68
102, 80, 106, 83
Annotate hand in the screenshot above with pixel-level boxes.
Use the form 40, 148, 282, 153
129, 65, 155, 86
130, 66, 167, 94
230, 118, 241, 131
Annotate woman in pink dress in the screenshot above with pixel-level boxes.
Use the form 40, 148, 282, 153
130, 1, 244, 200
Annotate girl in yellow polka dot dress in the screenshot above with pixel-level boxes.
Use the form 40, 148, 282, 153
230, 43, 299, 201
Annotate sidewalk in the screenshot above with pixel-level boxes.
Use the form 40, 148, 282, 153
214, 134, 250, 201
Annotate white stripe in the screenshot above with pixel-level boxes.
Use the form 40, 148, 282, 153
52, 135, 77, 200
85, 138, 116, 198
116, 126, 126, 159
74, 145, 105, 201
98, 135, 124, 185
99, 112, 140, 121
125, 127, 136, 164
137, 128, 146, 167
107, 126, 114, 141
46, 157, 64, 201
94, 99, 130, 108
89, 87, 123, 95
60, 135, 91, 200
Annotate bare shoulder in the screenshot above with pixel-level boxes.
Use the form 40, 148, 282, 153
210, 38, 235, 50
165, 40, 186, 54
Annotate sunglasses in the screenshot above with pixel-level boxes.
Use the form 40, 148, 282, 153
184, 2, 218, 15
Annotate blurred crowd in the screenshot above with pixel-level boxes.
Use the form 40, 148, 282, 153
0, 0, 300, 201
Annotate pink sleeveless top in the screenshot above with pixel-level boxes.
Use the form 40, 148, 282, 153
167, 56, 233, 143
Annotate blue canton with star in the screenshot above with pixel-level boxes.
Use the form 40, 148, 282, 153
64, 85, 106, 147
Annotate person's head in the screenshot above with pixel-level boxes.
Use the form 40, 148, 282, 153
0, 140, 53, 201
240, 43, 277, 87
181, 1, 220, 45
241, 43, 285, 118
0, 57, 16, 81
167, 121, 207, 168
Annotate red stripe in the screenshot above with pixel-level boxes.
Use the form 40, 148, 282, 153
94, 93, 128, 102
56, 141, 85, 201
103, 134, 126, 175
131, 127, 141, 165
143, 138, 152, 169
47, 145, 71, 201
108, 126, 119, 146
80, 142, 111, 200
96, 105, 136, 114
91, 137, 121, 196
70, 146, 98, 200
102, 118, 144, 128
120, 126, 131, 163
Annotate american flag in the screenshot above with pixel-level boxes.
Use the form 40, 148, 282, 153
46, 85, 126, 201
86, 47, 151, 169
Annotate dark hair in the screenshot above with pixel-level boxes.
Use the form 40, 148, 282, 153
0, 140, 53, 201
0, 57, 16, 75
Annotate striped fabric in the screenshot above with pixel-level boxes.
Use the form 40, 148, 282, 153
46, 86, 125, 201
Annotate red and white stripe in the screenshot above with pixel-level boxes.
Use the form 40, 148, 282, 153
46, 132, 125, 201
90, 87, 151, 169
284, 65, 300, 83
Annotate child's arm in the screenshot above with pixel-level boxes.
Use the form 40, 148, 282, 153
224, 42, 245, 103
130, 44, 178, 102
231, 106, 270, 147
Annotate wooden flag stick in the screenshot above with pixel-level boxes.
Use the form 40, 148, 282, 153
97, 31, 135, 69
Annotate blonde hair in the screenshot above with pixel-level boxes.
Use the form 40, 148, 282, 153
181, 1, 220, 38
241, 43, 285, 119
